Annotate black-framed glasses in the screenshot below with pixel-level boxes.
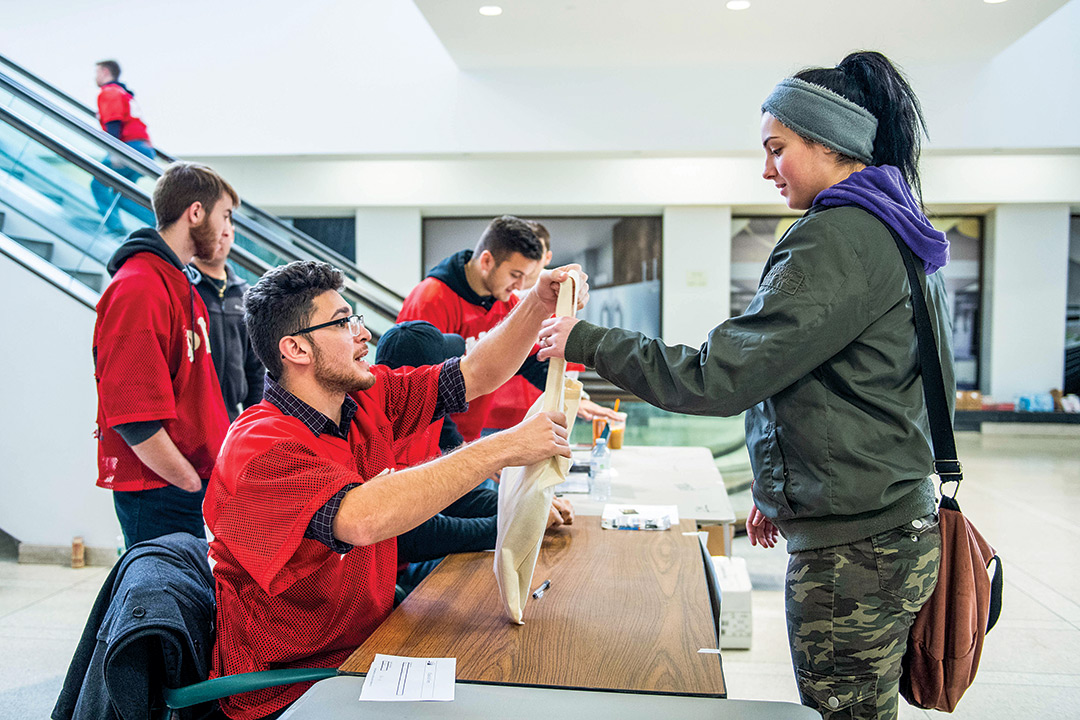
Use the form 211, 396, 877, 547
292, 314, 364, 337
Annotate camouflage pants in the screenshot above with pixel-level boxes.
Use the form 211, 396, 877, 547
786, 514, 940, 720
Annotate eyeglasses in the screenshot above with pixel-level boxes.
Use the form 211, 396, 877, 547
292, 314, 364, 337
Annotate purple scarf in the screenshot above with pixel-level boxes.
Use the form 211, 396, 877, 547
816, 165, 949, 274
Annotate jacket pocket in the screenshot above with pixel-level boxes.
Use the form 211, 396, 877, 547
796, 668, 877, 717
758, 422, 794, 518
873, 513, 941, 605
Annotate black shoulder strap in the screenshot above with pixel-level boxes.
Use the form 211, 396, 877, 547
888, 231, 963, 496
892, 231, 1006, 634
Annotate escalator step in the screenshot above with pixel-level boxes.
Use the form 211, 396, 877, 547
10, 236, 55, 262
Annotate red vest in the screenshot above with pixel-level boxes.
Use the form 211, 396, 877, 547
97, 83, 150, 143
204, 364, 441, 719
94, 252, 229, 491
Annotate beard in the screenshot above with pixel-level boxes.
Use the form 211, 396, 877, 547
190, 217, 221, 262
311, 341, 376, 394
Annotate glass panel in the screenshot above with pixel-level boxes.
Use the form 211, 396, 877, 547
928, 217, 983, 391
0, 118, 148, 289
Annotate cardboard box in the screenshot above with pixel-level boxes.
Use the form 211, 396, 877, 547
711, 556, 752, 650
956, 390, 982, 411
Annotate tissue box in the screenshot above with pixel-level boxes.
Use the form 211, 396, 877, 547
712, 556, 752, 650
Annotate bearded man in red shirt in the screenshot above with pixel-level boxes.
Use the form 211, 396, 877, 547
204, 259, 586, 719
93, 162, 235, 547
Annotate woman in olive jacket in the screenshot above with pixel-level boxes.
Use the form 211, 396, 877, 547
538, 52, 953, 720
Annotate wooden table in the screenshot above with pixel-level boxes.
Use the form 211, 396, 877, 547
563, 445, 736, 555
340, 518, 725, 697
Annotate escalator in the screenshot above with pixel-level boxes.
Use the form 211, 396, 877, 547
0, 52, 403, 337
0, 60, 411, 555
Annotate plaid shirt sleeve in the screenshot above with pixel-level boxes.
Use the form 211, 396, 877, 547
433, 356, 468, 421
304, 482, 361, 553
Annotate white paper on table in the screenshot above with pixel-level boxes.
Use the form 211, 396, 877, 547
358, 654, 455, 702
601, 504, 680, 531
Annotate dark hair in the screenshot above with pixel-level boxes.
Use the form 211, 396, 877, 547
475, 215, 544, 264
525, 220, 551, 254
152, 162, 239, 230
794, 51, 928, 203
244, 261, 344, 378
96, 60, 120, 80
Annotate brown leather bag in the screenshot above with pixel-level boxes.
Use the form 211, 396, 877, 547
900, 494, 1003, 712
885, 229, 1003, 712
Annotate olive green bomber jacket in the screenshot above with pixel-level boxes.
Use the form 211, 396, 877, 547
565, 205, 955, 552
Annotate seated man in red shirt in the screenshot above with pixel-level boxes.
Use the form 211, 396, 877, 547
203, 260, 586, 720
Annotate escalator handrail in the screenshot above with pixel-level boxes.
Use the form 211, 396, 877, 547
0, 60, 405, 304
0, 103, 397, 326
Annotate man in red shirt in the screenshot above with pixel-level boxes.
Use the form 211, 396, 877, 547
398, 215, 544, 442
90, 59, 156, 234
204, 260, 584, 720
94, 162, 235, 548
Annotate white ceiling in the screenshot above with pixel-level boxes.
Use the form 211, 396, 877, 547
414, 0, 1070, 69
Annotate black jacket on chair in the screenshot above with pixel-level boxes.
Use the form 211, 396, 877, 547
52, 533, 217, 720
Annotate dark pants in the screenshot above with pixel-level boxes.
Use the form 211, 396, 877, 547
90, 139, 156, 233
786, 514, 941, 720
113, 480, 207, 549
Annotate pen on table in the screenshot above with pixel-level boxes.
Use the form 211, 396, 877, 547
532, 579, 551, 599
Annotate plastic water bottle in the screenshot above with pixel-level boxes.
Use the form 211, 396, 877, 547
589, 438, 611, 501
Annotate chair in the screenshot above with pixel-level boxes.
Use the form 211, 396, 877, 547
161, 667, 336, 719
52, 533, 337, 720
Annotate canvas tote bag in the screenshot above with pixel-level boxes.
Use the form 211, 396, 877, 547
494, 271, 582, 624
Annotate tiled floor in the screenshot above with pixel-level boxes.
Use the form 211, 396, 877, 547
2, 430, 1077, 718
722, 432, 1080, 718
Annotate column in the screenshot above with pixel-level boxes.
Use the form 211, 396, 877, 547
661, 206, 732, 347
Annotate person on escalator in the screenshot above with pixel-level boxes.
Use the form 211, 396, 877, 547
93, 161, 236, 548
90, 59, 156, 234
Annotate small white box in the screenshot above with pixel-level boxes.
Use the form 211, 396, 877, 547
712, 556, 752, 650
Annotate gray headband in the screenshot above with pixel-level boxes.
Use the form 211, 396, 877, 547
761, 78, 877, 164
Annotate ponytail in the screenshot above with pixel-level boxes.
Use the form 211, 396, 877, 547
795, 51, 928, 204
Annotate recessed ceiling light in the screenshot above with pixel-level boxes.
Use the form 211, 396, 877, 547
983, 0, 1008, 3
726, 1, 751, 9
479, 5, 503, 16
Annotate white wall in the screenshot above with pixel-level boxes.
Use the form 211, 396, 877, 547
1, 1, 1078, 157
192, 154, 1080, 210
662, 207, 732, 348
983, 205, 1071, 400
0, 253, 120, 549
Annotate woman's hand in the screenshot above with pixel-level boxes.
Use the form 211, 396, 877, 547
537, 316, 581, 362
746, 505, 779, 549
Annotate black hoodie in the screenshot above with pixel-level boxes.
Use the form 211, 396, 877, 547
426, 249, 496, 310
